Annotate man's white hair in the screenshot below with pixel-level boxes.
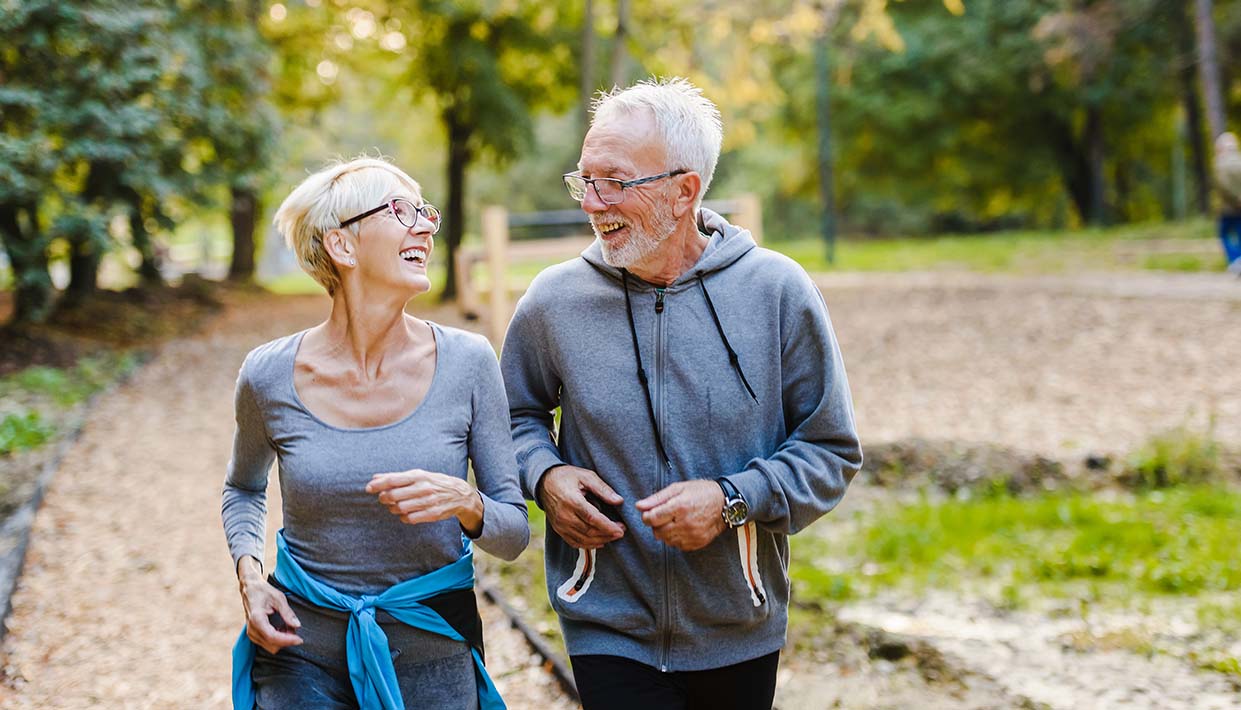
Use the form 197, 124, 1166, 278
273, 157, 420, 295
591, 77, 723, 210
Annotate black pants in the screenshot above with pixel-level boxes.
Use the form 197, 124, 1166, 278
571, 651, 780, 710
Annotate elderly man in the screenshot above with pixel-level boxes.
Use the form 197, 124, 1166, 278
1214, 132, 1241, 273
500, 77, 861, 710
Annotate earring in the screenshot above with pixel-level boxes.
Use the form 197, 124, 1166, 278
348, 258, 356, 266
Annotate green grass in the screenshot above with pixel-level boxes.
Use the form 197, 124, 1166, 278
4, 354, 139, 407
775, 219, 1222, 274
792, 485, 1241, 609
0, 352, 139, 456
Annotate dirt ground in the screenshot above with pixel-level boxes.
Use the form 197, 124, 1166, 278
820, 270, 1241, 459
0, 270, 1237, 709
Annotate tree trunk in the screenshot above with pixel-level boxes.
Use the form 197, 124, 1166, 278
610, 0, 629, 89
0, 203, 53, 325
65, 235, 101, 305
1179, 3, 1211, 214
1084, 105, 1108, 225
440, 107, 472, 302
1194, 0, 1226, 139
228, 185, 259, 282
1046, 112, 1098, 226
815, 30, 836, 263
121, 188, 163, 285
580, 0, 596, 137
130, 209, 163, 285
65, 161, 112, 304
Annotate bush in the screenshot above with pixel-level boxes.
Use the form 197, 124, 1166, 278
0, 411, 54, 456
1126, 427, 1223, 489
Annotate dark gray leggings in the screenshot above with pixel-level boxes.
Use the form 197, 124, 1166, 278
251, 592, 479, 710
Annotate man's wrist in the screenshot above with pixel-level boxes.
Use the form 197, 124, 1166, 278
534, 465, 564, 509
716, 477, 749, 527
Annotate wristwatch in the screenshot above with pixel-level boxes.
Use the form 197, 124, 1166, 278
716, 477, 748, 528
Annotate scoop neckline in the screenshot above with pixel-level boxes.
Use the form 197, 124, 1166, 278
287, 320, 442, 433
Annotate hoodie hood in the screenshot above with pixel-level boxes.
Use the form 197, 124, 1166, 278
579, 208, 758, 287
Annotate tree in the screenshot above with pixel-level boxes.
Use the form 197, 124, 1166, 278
182, 0, 279, 283
0, 3, 60, 323
1195, 0, 1226, 139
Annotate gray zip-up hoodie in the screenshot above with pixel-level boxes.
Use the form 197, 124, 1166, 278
500, 209, 861, 672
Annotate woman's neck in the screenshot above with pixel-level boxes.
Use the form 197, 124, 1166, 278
321, 288, 422, 380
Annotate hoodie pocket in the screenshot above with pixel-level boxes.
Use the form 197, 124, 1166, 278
678, 523, 775, 628
547, 542, 657, 635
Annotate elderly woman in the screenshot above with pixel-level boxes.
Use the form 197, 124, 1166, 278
222, 157, 527, 710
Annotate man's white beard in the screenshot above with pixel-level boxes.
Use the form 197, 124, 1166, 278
597, 202, 678, 269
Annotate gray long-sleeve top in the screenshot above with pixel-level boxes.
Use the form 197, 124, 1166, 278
221, 322, 528, 597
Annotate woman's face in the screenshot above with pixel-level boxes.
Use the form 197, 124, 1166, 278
352, 189, 437, 298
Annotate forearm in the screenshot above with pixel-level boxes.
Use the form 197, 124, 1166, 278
222, 483, 268, 568
469, 493, 530, 561
456, 487, 485, 538
236, 554, 264, 585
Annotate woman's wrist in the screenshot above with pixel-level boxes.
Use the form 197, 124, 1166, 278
236, 555, 264, 587
456, 484, 485, 537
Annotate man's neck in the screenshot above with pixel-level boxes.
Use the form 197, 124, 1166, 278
626, 217, 708, 287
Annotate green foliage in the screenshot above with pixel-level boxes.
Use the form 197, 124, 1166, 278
1127, 426, 1224, 489
0, 411, 54, 456
793, 486, 1241, 605
790, 565, 856, 602
0, 0, 278, 321
3, 352, 137, 406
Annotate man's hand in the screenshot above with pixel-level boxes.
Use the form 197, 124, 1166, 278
538, 465, 625, 549
636, 480, 727, 551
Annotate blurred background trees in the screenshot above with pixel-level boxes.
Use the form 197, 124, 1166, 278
1, 0, 1239, 324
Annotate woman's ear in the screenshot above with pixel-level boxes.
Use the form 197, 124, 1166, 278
672, 172, 702, 220
324, 228, 357, 267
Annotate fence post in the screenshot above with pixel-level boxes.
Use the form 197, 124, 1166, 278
733, 193, 763, 244
482, 206, 509, 346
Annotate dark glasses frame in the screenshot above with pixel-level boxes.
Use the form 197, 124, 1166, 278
339, 198, 441, 234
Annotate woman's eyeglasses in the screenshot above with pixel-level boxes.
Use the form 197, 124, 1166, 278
340, 198, 441, 234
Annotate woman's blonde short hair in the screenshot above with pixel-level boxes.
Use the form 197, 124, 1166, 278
273, 157, 421, 295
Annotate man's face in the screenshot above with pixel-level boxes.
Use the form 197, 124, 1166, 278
578, 111, 678, 268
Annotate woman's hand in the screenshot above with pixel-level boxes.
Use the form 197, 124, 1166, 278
237, 556, 302, 655
366, 469, 484, 536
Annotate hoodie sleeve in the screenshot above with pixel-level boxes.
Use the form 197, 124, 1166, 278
465, 339, 531, 560
725, 273, 862, 535
500, 287, 567, 504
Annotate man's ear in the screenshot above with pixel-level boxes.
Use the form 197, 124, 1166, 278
324, 228, 356, 267
672, 172, 702, 220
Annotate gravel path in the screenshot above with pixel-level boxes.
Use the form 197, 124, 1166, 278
818, 270, 1241, 459
0, 292, 576, 709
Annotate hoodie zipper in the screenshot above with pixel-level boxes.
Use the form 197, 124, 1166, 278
653, 287, 672, 672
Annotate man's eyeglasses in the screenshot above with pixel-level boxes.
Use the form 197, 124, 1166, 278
340, 198, 441, 234
562, 169, 687, 205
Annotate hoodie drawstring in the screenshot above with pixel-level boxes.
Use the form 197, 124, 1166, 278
620, 269, 760, 472
695, 271, 759, 404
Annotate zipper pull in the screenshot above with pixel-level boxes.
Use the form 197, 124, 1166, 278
655, 288, 666, 314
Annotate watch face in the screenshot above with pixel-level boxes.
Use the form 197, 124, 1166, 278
724, 499, 748, 526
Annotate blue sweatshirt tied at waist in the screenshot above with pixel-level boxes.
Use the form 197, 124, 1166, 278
232, 531, 505, 710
